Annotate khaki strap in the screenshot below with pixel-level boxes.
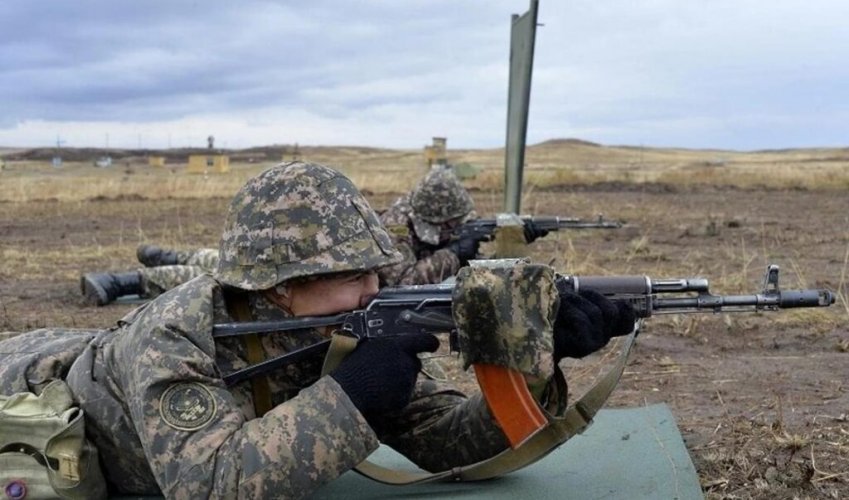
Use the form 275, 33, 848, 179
348, 328, 638, 485
245, 334, 273, 417
320, 333, 359, 377
227, 293, 274, 418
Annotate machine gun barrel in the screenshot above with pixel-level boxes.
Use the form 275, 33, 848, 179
560, 265, 834, 317
456, 214, 623, 243
531, 215, 623, 230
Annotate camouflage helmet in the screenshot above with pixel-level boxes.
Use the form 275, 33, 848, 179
409, 166, 475, 245
215, 162, 402, 290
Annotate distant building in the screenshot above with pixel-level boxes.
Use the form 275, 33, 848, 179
148, 156, 166, 167
187, 154, 230, 174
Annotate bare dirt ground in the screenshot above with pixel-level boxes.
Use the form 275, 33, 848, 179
1, 181, 847, 499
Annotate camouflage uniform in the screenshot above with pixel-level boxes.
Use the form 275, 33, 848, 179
138, 248, 219, 298
378, 167, 476, 286
0, 163, 516, 499
1, 283, 512, 497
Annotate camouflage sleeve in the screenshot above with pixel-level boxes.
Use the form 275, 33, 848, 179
376, 379, 511, 471
378, 239, 461, 286
114, 303, 379, 498
378, 200, 461, 286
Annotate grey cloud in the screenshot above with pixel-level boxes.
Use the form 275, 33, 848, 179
2, 0, 848, 149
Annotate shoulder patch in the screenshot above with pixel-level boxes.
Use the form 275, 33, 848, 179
159, 382, 217, 431
387, 224, 410, 238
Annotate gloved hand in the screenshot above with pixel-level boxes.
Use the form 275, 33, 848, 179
523, 220, 550, 244
331, 334, 440, 420
553, 289, 636, 360
447, 236, 481, 265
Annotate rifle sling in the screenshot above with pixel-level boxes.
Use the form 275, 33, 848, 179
320, 333, 359, 377
226, 293, 274, 418
321, 328, 638, 485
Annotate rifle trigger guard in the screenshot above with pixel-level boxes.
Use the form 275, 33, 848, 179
340, 318, 363, 340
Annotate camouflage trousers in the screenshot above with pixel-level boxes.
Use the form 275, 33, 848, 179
139, 248, 219, 299
173, 248, 219, 270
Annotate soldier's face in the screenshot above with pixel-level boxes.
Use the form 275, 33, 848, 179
438, 216, 466, 244
285, 271, 379, 316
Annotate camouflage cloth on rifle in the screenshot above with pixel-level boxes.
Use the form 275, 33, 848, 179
378, 167, 476, 286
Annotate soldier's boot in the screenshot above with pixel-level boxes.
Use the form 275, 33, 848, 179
136, 244, 179, 267
80, 271, 142, 306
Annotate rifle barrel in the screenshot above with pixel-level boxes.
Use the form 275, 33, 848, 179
652, 289, 834, 313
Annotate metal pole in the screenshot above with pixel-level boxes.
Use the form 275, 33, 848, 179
503, 0, 539, 214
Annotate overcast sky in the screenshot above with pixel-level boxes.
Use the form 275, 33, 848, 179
2, 0, 847, 151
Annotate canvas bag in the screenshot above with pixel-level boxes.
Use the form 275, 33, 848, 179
0, 380, 106, 499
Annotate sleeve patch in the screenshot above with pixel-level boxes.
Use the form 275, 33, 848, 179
159, 382, 217, 431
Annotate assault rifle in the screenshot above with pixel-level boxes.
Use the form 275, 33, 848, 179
213, 264, 834, 387
454, 214, 622, 244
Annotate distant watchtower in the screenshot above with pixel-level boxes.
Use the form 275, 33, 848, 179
424, 137, 448, 167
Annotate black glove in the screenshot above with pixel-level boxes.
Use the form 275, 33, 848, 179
553, 289, 636, 360
447, 236, 481, 265
330, 334, 439, 420
523, 220, 550, 244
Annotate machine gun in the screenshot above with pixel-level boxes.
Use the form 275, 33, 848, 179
213, 264, 834, 387
453, 214, 623, 245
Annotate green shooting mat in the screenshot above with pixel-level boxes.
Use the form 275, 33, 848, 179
314, 403, 703, 499
111, 404, 702, 499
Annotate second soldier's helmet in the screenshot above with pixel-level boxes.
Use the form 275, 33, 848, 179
215, 162, 402, 290
409, 166, 475, 245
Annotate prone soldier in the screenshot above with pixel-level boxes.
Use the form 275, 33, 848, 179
79, 165, 557, 305
377, 165, 481, 286
80, 246, 218, 306
79, 165, 481, 304
0, 161, 635, 498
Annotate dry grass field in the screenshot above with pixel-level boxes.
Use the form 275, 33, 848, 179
1, 141, 848, 499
